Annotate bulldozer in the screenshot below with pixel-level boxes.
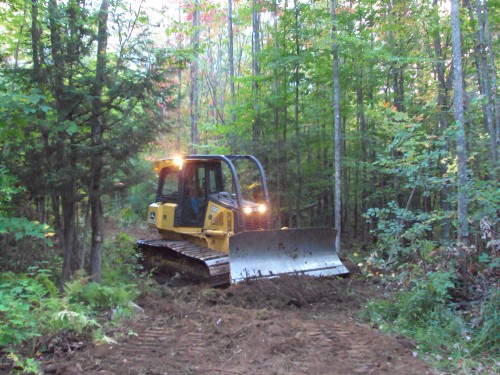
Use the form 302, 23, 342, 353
137, 155, 349, 286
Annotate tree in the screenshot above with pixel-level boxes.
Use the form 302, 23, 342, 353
190, 0, 200, 154
451, 0, 470, 280
252, 0, 262, 147
0, 0, 174, 283
331, 0, 341, 253
228, 0, 236, 124
88, 0, 109, 283
472, 0, 498, 168
293, 0, 303, 227
429, 0, 453, 241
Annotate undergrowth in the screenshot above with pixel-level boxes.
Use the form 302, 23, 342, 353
361, 279, 498, 374
359, 209, 499, 374
0, 232, 145, 374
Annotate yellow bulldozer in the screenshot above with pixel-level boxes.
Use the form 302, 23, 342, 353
137, 155, 349, 286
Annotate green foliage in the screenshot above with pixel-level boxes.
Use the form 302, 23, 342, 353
0, 273, 43, 346
364, 201, 442, 263
120, 181, 156, 226
0, 216, 51, 240
1, 274, 59, 344
478, 252, 500, 271
470, 288, 500, 357
7, 352, 40, 374
362, 276, 499, 372
102, 232, 145, 285
42, 300, 98, 334
0, 272, 94, 346
0, 269, 139, 370
65, 279, 137, 309
106, 157, 156, 226
467, 179, 500, 223
0, 167, 54, 241
361, 271, 465, 364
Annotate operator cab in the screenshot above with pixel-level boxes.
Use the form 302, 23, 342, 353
155, 155, 270, 232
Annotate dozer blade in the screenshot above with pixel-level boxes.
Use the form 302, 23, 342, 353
229, 227, 349, 283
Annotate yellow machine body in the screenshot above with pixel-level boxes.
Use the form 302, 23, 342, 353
138, 155, 348, 286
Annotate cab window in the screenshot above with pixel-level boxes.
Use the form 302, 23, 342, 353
207, 165, 223, 194
157, 167, 179, 203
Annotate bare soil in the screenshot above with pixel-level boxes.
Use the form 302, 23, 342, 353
0, 223, 433, 374
41, 274, 435, 375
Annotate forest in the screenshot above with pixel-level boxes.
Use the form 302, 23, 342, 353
0, 0, 498, 373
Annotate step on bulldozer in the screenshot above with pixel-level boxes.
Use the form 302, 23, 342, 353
137, 155, 349, 286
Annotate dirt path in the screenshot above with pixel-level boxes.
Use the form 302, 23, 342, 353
51, 276, 435, 375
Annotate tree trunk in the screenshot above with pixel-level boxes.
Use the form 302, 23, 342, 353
466, 0, 497, 166
331, 0, 341, 253
293, 0, 302, 227
252, 0, 262, 147
228, 0, 236, 124
272, 0, 281, 228
176, 1, 183, 151
451, 0, 469, 283
482, 1, 500, 156
432, 0, 452, 240
49, 0, 80, 284
88, 0, 109, 283
31, 0, 42, 82
190, 0, 200, 153
282, 0, 291, 227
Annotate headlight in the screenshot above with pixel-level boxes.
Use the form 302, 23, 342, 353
243, 205, 266, 214
173, 156, 184, 170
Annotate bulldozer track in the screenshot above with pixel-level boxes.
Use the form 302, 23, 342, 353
137, 239, 230, 286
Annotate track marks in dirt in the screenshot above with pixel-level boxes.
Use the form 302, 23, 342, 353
58, 277, 435, 375
94, 312, 431, 374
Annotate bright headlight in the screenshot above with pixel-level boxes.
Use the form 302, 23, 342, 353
173, 156, 184, 170
243, 207, 252, 215
258, 204, 267, 213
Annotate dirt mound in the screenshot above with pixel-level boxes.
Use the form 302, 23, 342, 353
149, 276, 369, 312
50, 276, 435, 375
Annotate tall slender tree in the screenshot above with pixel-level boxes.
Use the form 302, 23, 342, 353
466, 0, 497, 166
293, 0, 302, 227
89, 0, 109, 283
482, 1, 500, 154
48, 0, 80, 282
190, 0, 200, 153
331, 0, 341, 253
451, 0, 469, 281
431, 0, 452, 240
252, 0, 262, 147
228, 0, 236, 124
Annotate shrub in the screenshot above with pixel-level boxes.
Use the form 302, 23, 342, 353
471, 287, 499, 357
0, 272, 52, 346
66, 281, 138, 309
361, 271, 465, 353
102, 232, 144, 285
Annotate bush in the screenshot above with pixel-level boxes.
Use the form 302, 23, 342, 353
0, 273, 99, 347
362, 271, 465, 350
471, 287, 499, 357
0, 271, 140, 369
361, 270, 500, 373
0, 273, 43, 346
102, 232, 145, 285
65, 280, 138, 309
